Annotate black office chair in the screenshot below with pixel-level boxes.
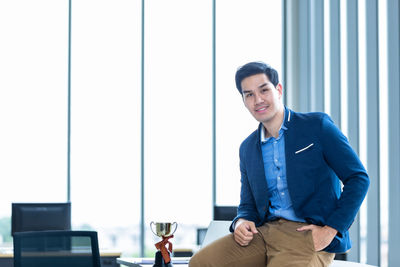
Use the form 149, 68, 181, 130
213, 206, 238, 221
13, 230, 101, 267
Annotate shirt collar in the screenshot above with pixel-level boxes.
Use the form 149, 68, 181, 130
260, 111, 288, 143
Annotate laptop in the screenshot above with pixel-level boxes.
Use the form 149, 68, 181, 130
201, 220, 232, 247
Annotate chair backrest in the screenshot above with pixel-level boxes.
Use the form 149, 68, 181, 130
11, 202, 71, 235
13, 230, 101, 267
213, 206, 237, 221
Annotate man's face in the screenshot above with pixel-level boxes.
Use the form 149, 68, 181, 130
241, 73, 283, 124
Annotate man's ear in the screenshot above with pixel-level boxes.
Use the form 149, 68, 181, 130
276, 83, 283, 98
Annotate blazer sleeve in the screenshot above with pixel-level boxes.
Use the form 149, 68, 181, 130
230, 142, 260, 232
320, 114, 370, 235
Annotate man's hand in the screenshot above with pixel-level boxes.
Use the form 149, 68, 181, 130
233, 219, 258, 246
297, 224, 337, 251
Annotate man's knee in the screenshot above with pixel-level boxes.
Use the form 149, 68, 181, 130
189, 250, 211, 267
188, 253, 200, 267
188, 235, 235, 267
189, 233, 266, 267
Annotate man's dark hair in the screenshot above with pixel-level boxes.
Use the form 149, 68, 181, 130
235, 62, 279, 94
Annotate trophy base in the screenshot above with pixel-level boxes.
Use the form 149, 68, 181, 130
153, 251, 173, 267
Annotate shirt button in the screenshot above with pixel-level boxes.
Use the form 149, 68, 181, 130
277, 176, 280, 180
281, 192, 285, 196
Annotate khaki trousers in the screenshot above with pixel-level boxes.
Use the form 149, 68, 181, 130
189, 219, 335, 267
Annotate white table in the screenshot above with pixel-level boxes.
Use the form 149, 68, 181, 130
117, 257, 190, 267
117, 258, 377, 267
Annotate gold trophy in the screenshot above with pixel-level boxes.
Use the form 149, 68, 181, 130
150, 222, 178, 267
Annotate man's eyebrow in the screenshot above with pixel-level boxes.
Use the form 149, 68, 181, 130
242, 83, 271, 94
242, 89, 253, 94
258, 82, 269, 88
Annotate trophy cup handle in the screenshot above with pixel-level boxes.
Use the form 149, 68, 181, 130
150, 221, 157, 236
170, 222, 178, 236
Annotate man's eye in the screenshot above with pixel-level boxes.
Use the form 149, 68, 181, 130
246, 93, 253, 98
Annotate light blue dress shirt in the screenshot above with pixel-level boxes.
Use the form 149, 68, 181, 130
260, 115, 305, 222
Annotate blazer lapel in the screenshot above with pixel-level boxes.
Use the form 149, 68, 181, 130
283, 108, 298, 198
249, 125, 268, 201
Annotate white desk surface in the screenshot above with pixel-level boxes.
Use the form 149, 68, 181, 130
117, 257, 189, 267
117, 258, 376, 267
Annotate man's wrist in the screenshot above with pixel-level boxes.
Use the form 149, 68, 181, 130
323, 225, 338, 237
234, 218, 245, 230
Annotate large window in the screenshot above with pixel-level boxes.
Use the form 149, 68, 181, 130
70, 0, 141, 255
0, 0, 68, 245
0, 0, 284, 257
215, 0, 282, 206
144, 0, 213, 255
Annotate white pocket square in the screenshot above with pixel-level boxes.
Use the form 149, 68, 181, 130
295, 143, 314, 154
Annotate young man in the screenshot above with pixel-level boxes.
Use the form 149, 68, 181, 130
189, 62, 369, 267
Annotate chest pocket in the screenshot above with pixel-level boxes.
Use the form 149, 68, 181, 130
292, 142, 324, 187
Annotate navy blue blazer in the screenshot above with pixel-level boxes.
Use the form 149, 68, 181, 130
230, 107, 369, 253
